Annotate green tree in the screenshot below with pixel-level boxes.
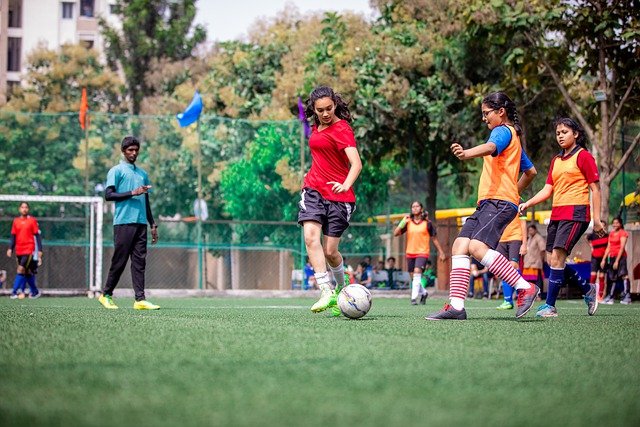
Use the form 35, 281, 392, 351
2, 44, 123, 113
100, 0, 206, 114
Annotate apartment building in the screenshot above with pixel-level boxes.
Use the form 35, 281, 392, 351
0, 0, 120, 103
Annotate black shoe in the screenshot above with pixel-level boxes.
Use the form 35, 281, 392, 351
420, 292, 428, 305
411, 299, 418, 305
425, 303, 467, 320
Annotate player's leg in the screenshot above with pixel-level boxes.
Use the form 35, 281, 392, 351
324, 201, 354, 316
496, 242, 514, 309
100, 225, 135, 309
412, 258, 428, 305
131, 225, 159, 310
10, 259, 27, 299
25, 259, 40, 298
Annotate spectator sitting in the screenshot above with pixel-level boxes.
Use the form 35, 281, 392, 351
357, 261, 372, 288
422, 260, 436, 288
303, 257, 316, 290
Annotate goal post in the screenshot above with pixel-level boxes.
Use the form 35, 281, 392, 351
0, 195, 104, 297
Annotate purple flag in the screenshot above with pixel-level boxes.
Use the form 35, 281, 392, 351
297, 97, 311, 138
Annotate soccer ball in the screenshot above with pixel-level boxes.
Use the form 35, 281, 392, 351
337, 284, 372, 319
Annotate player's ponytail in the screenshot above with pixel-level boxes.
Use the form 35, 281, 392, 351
305, 86, 353, 127
482, 92, 523, 137
553, 117, 588, 150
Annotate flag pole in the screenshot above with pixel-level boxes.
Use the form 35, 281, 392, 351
299, 122, 305, 277
197, 118, 203, 290
84, 113, 89, 195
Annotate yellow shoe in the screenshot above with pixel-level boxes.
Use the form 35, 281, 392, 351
98, 294, 119, 309
133, 300, 160, 310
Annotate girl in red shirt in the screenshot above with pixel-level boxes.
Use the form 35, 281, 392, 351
519, 118, 605, 317
601, 217, 631, 304
298, 86, 362, 315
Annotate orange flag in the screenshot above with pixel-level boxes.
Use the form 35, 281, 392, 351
79, 88, 88, 130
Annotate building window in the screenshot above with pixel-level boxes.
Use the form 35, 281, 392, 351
80, 0, 94, 17
7, 38, 22, 72
62, 2, 74, 19
109, 4, 118, 14
8, 0, 22, 28
81, 40, 95, 49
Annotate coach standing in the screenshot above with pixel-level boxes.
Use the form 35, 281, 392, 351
98, 136, 160, 310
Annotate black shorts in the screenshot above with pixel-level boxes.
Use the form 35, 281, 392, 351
591, 256, 605, 273
407, 257, 429, 272
545, 220, 589, 254
459, 200, 518, 249
605, 255, 629, 281
497, 240, 521, 263
16, 254, 38, 274
297, 188, 356, 238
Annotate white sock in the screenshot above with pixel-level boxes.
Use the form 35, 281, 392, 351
328, 259, 345, 287
315, 272, 331, 291
450, 297, 465, 310
411, 275, 422, 300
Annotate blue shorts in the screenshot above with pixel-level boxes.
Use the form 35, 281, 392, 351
459, 199, 517, 249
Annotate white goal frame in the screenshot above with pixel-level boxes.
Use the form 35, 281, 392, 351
0, 195, 104, 297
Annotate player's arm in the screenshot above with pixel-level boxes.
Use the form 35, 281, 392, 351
589, 182, 604, 234
327, 147, 362, 194
600, 241, 611, 269
451, 142, 496, 160
432, 236, 446, 261
105, 185, 150, 201
146, 193, 159, 244
519, 184, 553, 214
393, 215, 410, 237
519, 220, 528, 255
35, 232, 43, 255
6, 233, 15, 257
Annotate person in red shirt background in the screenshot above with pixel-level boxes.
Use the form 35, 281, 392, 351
299, 86, 362, 315
601, 217, 631, 304
6, 202, 43, 299
586, 220, 608, 301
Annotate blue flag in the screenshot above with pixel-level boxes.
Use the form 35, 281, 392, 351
176, 91, 203, 127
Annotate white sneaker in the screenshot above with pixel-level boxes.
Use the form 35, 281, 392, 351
311, 284, 335, 313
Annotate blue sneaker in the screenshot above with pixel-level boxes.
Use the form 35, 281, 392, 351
584, 284, 598, 316
536, 303, 558, 318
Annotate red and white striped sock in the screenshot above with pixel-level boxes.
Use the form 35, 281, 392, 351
449, 255, 471, 310
481, 249, 530, 290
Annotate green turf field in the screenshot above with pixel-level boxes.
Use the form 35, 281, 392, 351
1, 297, 639, 427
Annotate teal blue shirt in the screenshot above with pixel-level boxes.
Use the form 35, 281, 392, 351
106, 161, 151, 225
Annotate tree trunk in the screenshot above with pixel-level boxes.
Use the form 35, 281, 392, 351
598, 35, 612, 221
424, 153, 438, 218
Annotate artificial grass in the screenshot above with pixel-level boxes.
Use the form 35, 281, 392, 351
0, 297, 638, 427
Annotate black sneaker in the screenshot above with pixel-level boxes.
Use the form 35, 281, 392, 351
420, 292, 428, 305
516, 285, 540, 318
411, 299, 418, 305
425, 303, 467, 320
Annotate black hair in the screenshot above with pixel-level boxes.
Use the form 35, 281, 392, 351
553, 117, 588, 150
19, 201, 30, 209
305, 86, 352, 127
482, 92, 523, 137
387, 257, 396, 262
410, 200, 429, 221
527, 223, 537, 231
612, 217, 624, 229
121, 135, 140, 151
